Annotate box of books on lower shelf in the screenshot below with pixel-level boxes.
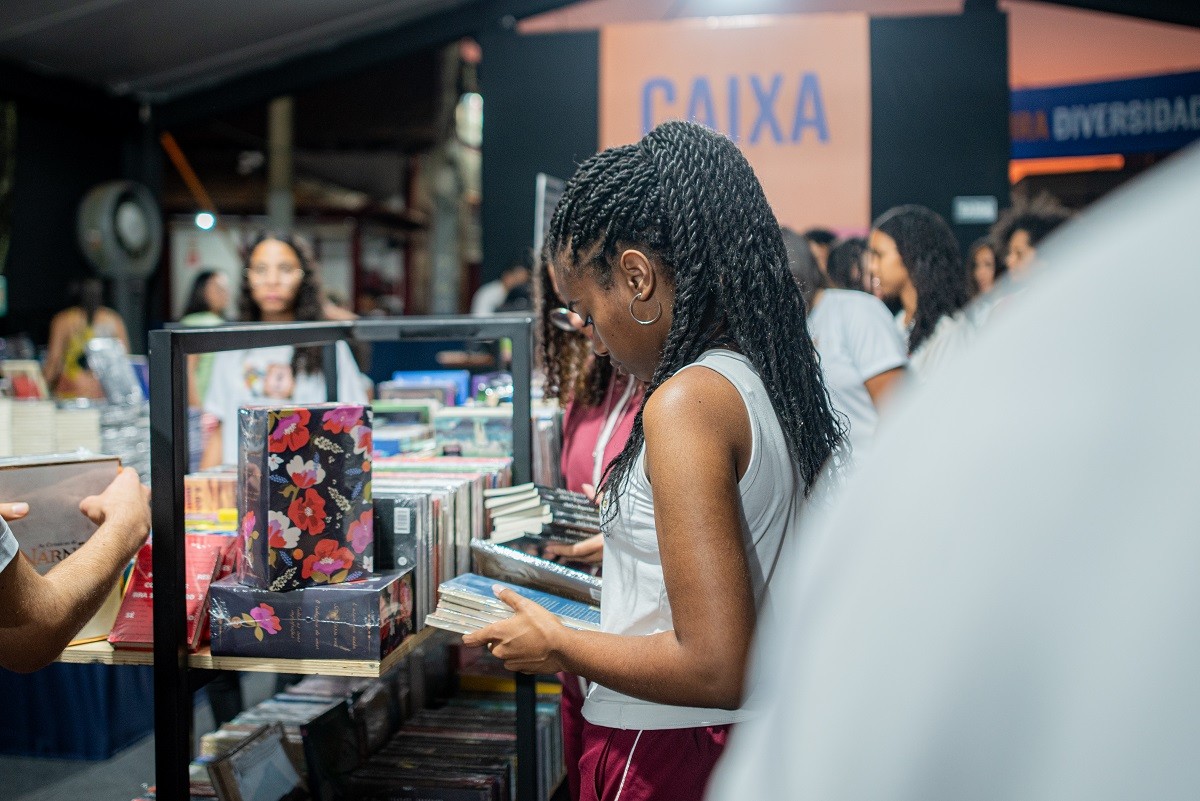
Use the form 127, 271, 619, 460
208, 566, 415, 660
425, 573, 601, 636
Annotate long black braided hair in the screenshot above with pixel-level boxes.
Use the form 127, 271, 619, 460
544, 121, 843, 502
873, 205, 971, 354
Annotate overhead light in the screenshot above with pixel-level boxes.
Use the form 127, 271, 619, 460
195, 211, 216, 230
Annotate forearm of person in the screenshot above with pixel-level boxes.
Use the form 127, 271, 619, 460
200, 421, 223, 469
0, 517, 144, 672
557, 625, 749, 710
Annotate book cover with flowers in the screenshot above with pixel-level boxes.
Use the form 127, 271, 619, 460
237, 403, 374, 592
208, 567, 414, 660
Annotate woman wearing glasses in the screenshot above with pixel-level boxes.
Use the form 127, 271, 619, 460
200, 232, 368, 469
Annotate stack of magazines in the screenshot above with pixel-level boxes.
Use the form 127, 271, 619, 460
425, 573, 600, 635
484, 483, 601, 543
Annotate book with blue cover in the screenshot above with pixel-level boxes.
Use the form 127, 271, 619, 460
427, 572, 600, 633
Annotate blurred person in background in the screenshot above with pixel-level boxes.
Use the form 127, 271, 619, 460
967, 238, 1002, 297
471, 259, 532, 316
201, 231, 367, 468
785, 229, 906, 457
826, 237, 870, 293
802, 227, 837, 275
869, 205, 974, 378
43, 278, 130, 399
708, 141, 1200, 801
179, 269, 230, 408
995, 194, 1072, 277
1003, 209, 1072, 275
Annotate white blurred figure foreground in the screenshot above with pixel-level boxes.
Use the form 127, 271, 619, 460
708, 142, 1200, 800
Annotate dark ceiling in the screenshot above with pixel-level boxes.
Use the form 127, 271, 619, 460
0, 0, 468, 102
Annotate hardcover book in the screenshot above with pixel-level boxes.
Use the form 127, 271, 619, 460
107, 533, 236, 651
469, 538, 601, 606
237, 403, 373, 592
209, 567, 415, 661
0, 452, 123, 645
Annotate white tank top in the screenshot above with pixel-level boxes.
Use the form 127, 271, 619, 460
582, 349, 802, 730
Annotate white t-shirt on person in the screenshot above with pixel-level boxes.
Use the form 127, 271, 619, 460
203, 342, 368, 465
909, 312, 974, 380
808, 289, 908, 456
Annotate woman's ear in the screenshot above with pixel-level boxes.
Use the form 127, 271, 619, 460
618, 249, 656, 299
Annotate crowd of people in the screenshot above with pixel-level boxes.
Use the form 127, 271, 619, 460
3, 115, 1179, 801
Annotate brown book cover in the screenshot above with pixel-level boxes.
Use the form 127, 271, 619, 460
0, 452, 123, 645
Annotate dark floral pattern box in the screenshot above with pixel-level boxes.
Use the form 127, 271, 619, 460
208, 567, 414, 660
237, 403, 374, 592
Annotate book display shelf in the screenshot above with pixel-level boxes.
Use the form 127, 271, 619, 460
135, 315, 538, 801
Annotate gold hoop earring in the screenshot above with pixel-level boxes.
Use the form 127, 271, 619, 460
629, 292, 662, 325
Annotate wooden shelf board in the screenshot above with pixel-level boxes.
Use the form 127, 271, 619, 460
56, 626, 435, 677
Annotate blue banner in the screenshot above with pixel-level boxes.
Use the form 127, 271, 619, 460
1011, 70, 1200, 159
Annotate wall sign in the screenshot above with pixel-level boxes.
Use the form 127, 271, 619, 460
1011, 70, 1200, 159
600, 15, 871, 233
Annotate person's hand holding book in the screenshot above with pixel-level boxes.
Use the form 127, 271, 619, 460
462, 584, 570, 674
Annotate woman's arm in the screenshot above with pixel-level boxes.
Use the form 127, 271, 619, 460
42, 312, 68, 387
864, 366, 906, 408
199, 422, 223, 469
466, 366, 757, 709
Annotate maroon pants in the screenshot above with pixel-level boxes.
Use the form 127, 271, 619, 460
577, 719, 730, 801
560, 672, 588, 801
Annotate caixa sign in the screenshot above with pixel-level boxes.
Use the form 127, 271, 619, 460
1011, 70, 1200, 159
640, 73, 830, 145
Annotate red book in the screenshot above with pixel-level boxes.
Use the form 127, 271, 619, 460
108, 533, 236, 651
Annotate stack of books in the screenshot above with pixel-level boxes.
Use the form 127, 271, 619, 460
425, 573, 601, 635
11, 400, 56, 456
484, 482, 601, 544
55, 403, 103, 452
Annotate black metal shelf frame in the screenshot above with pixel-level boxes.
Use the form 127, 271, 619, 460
148, 315, 537, 801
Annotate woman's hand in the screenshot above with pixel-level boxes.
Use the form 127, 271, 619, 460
462, 586, 571, 674
543, 482, 604, 563
543, 533, 603, 564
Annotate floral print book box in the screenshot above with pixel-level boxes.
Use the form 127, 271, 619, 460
208, 568, 414, 660
238, 403, 374, 592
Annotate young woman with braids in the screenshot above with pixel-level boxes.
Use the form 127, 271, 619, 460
200, 232, 367, 468
537, 252, 645, 801
463, 121, 843, 801
869, 205, 975, 379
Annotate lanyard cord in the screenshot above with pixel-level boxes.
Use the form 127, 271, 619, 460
591, 378, 637, 489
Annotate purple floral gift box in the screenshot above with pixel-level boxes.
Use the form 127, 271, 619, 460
208, 567, 414, 660
237, 403, 373, 592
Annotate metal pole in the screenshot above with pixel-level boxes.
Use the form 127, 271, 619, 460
148, 328, 191, 800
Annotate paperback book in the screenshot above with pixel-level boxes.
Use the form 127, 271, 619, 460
425, 573, 600, 635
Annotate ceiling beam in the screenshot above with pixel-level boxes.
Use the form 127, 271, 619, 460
154, 0, 578, 129
1034, 0, 1200, 29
